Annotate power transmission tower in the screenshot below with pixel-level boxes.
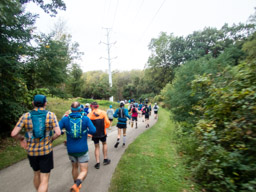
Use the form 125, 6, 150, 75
100, 28, 117, 102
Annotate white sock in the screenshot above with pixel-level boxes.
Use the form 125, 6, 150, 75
123, 136, 126, 144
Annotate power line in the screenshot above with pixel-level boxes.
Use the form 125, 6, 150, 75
138, 0, 166, 42
111, 0, 119, 29
132, 0, 144, 24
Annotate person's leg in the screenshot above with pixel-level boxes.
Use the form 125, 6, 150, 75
77, 163, 88, 181
94, 143, 100, 164
71, 162, 79, 181
102, 140, 111, 165
123, 128, 127, 146
71, 153, 89, 191
38, 172, 50, 192
33, 171, 41, 190
145, 118, 149, 127
114, 128, 121, 148
103, 142, 108, 159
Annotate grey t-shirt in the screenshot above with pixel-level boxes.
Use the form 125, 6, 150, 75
106, 108, 114, 119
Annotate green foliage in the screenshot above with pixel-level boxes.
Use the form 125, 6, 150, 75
20, 0, 66, 16
146, 24, 255, 94
0, 0, 69, 135
81, 71, 111, 100
165, 32, 256, 192
0, 0, 36, 135
66, 64, 83, 97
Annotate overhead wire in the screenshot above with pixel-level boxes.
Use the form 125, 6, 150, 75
111, 0, 119, 30
137, 0, 166, 42
132, 0, 144, 24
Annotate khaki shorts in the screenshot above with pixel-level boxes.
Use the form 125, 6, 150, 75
69, 151, 89, 163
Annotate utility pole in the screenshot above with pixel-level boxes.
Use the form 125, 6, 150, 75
100, 28, 116, 102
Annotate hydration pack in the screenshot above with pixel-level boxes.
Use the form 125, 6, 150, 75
27, 110, 50, 140
67, 115, 86, 139
118, 108, 125, 118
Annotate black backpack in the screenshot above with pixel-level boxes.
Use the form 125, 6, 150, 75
132, 107, 136, 113
119, 108, 125, 118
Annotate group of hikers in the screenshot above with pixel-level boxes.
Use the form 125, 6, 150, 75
10, 94, 159, 192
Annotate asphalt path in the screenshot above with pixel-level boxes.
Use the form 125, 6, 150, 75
0, 115, 157, 192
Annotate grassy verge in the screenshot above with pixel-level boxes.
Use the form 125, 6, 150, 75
0, 97, 119, 170
109, 108, 200, 192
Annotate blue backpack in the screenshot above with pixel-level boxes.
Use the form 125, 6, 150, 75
27, 110, 50, 140
67, 115, 87, 139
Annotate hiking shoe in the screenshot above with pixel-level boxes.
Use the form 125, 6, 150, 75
94, 163, 100, 169
114, 142, 119, 148
70, 183, 82, 192
103, 159, 111, 165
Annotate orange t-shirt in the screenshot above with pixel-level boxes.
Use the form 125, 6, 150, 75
87, 108, 110, 138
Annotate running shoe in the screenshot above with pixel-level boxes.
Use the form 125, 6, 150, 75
94, 163, 100, 169
103, 159, 111, 165
114, 142, 119, 148
122, 143, 125, 147
70, 184, 82, 192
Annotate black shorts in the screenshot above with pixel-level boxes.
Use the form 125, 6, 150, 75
117, 123, 127, 129
145, 114, 149, 119
109, 118, 113, 122
132, 117, 137, 121
92, 136, 107, 144
28, 151, 53, 173
154, 111, 158, 114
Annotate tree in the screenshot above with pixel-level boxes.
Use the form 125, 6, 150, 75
81, 71, 111, 99
20, 0, 66, 16
67, 64, 83, 97
0, 0, 66, 135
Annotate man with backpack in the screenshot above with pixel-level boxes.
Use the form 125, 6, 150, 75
153, 103, 159, 119
130, 104, 140, 128
59, 101, 96, 192
87, 102, 111, 169
113, 101, 131, 148
144, 104, 150, 128
11, 94, 61, 192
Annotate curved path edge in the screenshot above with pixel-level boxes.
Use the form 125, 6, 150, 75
0, 115, 157, 192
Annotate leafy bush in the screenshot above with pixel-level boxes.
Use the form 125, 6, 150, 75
162, 31, 256, 191
188, 34, 256, 192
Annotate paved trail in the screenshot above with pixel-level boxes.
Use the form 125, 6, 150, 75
0, 115, 157, 192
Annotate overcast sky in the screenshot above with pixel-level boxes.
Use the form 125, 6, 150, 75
26, 0, 256, 72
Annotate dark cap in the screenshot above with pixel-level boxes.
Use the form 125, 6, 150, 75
33, 94, 47, 104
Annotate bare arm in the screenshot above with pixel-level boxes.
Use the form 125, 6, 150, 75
51, 113, 61, 141
11, 126, 24, 140
52, 123, 61, 141
11, 123, 27, 149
